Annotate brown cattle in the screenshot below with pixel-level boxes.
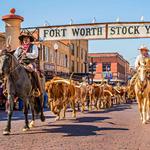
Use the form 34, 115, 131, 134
74, 82, 88, 112
45, 77, 76, 120
88, 83, 103, 111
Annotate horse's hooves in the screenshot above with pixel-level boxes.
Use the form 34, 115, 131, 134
55, 117, 60, 121
72, 116, 77, 120
29, 122, 35, 128
41, 116, 45, 122
3, 130, 10, 135
22, 127, 30, 132
142, 121, 147, 124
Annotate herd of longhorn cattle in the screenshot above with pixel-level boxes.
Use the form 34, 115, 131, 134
45, 76, 134, 121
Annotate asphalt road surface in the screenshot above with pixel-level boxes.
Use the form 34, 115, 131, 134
0, 103, 150, 150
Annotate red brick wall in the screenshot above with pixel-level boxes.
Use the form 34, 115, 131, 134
111, 63, 117, 72
96, 63, 102, 73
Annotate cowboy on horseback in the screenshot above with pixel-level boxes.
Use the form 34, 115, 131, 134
135, 45, 150, 69
128, 45, 150, 97
0, 35, 45, 135
14, 32, 42, 96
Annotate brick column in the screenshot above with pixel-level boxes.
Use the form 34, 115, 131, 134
2, 8, 24, 50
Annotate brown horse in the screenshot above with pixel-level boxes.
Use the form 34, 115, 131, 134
0, 50, 45, 135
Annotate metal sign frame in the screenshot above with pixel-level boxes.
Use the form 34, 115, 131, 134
21, 22, 150, 41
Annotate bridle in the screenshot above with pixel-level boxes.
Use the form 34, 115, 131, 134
0, 52, 21, 76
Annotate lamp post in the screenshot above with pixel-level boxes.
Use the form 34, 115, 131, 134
84, 61, 87, 74
89, 57, 94, 84
54, 43, 59, 75
106, 66, 111, 83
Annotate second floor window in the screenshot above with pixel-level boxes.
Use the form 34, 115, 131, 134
102, 63, 111, 72
70, 43, 75, 55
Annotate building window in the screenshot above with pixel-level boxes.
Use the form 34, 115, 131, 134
70, 43, 75, 55
61, 53, 64, 67
77, 46, 79, 57
49, 49, 53, 63
65, 55, 68, 67
102, 63, 111, 72
81, 48, 83, 59
71, 60, 74, 72
85, 52, 87, 62
56, 50, 60, 66
81, 63, 83, 73
45, 46, 49, 62
89, 62, 97, 72
77, 62, 80, 72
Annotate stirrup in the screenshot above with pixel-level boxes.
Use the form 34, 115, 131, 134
32, 88, 41, 97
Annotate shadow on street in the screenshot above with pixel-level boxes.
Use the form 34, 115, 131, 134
10, 124, 129, 137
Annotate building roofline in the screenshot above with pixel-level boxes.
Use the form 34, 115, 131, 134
88, 52, 129, 64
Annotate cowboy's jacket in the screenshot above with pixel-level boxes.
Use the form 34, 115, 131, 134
14, 44, 38, 60
135, 54, 150, 69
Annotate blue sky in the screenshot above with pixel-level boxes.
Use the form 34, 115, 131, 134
0, 0, 150, 65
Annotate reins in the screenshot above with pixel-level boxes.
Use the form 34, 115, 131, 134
0, 52, 21, 75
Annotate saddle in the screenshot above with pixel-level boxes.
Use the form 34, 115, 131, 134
23, 65, 42, 97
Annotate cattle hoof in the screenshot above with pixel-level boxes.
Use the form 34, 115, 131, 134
3, 130, 10, 135
142, 120, 147, 124
72, 115, 77, 119
146, 116, 150, 121
62, 117, 66, 120
55, 117, 60, 121
29, 121, 35, 128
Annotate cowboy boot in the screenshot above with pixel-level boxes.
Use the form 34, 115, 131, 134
32, 72, 42, 97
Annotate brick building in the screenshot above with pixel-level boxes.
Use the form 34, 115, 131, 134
88, 52, 130, 82
35, 39, 88, 80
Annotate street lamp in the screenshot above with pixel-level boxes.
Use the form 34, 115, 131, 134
89, 57, 94, 84
54, 43, 59, 75
84, 61, 87, 74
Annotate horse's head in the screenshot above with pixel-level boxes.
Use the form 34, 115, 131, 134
138, 58, 149, 82
0, 50, 13, 76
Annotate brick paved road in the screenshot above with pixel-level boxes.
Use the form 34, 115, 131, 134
0, 103, 150, 150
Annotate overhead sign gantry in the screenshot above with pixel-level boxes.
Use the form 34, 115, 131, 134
21, 22, 150, 41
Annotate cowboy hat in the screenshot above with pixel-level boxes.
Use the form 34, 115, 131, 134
138, 45, 150, 51
18, 32, 34, 42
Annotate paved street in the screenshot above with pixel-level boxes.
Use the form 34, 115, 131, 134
0, 103, 150, 150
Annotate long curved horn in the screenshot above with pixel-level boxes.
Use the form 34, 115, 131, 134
53, 79, 71, 85
69, 72, 74, 84
104, 90, 113, 96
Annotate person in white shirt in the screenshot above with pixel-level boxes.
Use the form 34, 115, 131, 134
128, 45, 150, 98
134, 45, 150, 69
